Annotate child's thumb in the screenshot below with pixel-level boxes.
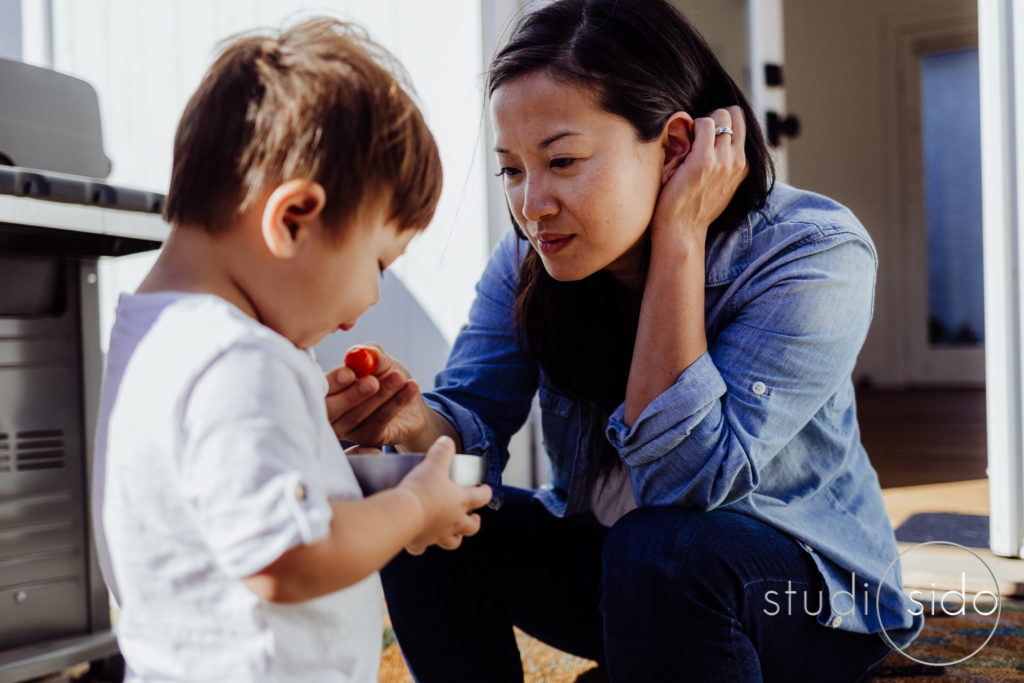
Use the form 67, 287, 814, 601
424, 435, 456, 469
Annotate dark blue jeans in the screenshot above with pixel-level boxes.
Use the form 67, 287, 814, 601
381, 487, 893, 682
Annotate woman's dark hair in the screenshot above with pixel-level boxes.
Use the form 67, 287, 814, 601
487, 0, 774, 444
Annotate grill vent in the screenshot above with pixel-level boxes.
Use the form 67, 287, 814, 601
14, 430, 66, 471
0, 433, 9, 472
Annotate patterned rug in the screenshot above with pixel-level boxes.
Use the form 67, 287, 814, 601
379, 599, 1024, 682
865, 598, 1024, 682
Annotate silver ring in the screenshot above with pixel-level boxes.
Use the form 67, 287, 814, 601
714, 126, 734, 136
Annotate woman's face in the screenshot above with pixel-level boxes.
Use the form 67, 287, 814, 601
491, 71, 665, 287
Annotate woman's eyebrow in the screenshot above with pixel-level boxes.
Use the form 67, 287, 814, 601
495, 130, 582, 154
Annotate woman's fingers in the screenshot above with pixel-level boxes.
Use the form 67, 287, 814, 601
326, 373, 380, 431
330, 372, 406, 430
690, 115, 717, 158
726, 104, 746, 153
343, 444, 384, 455
326, 365, 357, 395
708, 106, 748, 178
653, 106, 750, 238
696, 106, 748, 181
340, 380, 421, 444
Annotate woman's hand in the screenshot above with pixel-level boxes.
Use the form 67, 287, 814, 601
651, 105, 749, 247
624, 106, 748, 426
325, 343, 429, 447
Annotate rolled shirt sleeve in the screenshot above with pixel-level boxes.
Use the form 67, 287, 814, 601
179, 345, 333, 579
607, 227, 877, 510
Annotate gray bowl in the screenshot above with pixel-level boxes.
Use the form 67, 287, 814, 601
346, 453, 487, 495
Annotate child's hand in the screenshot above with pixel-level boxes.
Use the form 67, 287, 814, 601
396, 435, 492, 555
325, 344, 429, 446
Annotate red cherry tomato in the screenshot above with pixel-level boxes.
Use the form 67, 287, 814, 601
344, 347, 377, 378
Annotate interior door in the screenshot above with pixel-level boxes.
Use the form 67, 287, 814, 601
890, 11, 984, 385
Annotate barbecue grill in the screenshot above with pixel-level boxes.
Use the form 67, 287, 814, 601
0, 57, 167, 682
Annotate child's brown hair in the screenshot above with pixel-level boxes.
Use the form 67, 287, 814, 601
163, 18, 442, 237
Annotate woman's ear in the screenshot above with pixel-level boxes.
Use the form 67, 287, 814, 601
261, 180, 327, 259
661, 112, 694, 185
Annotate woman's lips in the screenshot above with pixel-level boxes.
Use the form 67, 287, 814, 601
338, 323, 353, 331
537, 234, 574, 254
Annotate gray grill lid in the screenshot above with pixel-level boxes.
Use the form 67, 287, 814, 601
0, 57, 112, 178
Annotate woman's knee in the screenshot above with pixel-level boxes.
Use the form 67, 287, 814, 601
601, 506, 746, 586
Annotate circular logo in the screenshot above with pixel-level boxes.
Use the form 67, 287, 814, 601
877, 541, 1002, 666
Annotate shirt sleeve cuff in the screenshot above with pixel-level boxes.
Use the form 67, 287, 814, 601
606, 351, 727, 467
215, 470, 333, 579
424, 393, 503, 509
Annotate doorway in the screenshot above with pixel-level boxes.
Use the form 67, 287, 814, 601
891, 16, 983, 385
782, 0, 985, 489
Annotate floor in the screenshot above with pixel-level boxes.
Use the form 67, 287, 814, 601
856, 387, 988, 488
857, 388, 1024, 596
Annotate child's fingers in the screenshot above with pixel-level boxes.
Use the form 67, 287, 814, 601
436, 534, 464, 551
456, 512, 482, 538
423, 435, 456, 468
464, 485, 492, 511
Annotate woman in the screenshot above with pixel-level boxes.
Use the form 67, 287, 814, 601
327, 0, 922, 679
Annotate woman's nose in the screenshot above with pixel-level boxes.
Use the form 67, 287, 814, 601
521, 178, 558, 222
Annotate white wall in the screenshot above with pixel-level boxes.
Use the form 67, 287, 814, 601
783, 0, 978, 387
0, 0, 22, 60
783, 0, 894, 385
36, 0, 489, 348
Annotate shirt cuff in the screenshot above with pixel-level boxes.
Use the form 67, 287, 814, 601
424, 393, 503, 509
606, 351, 727, 467
215, 470, 333, 579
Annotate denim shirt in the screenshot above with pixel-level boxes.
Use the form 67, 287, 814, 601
425, 183, 923, 645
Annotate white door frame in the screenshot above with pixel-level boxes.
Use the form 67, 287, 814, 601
747, 0, 789, 183
979, 0, 1024, 559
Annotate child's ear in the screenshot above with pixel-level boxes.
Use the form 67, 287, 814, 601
261, 180, 327, 259
660, 112, 694, 185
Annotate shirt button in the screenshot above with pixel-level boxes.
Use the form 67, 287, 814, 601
294, 483, 308, 501
752, 381, 767, 396
831, 616, 843, 628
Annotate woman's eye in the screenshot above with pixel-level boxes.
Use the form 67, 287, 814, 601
377, 261, 386, 279
550, 157, 576, 169
495, 167, 520, 178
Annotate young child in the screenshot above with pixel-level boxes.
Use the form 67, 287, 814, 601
91, 19, 492, 681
